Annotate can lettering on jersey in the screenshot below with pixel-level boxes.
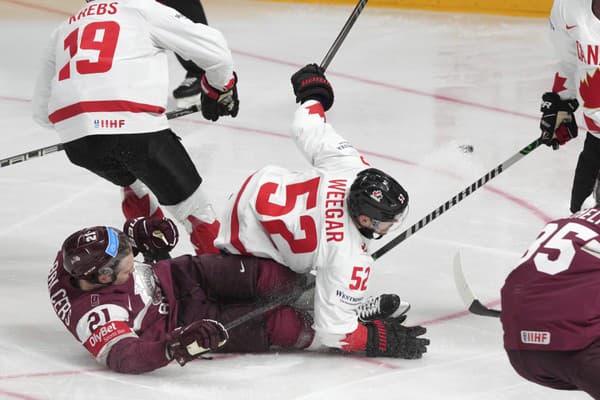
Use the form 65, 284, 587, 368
325, 179, 347, 242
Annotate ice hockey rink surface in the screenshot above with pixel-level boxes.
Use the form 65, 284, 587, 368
0, 0, 591, 398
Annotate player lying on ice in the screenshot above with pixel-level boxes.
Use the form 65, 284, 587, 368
48, 216, 429, 374
213, 64, 430, 359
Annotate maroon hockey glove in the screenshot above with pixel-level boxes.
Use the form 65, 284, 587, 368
166, 319, 229, 366
539, 92, 579, 150
364, 317, 429, 359
291, 63, 334, 111
200, 72, 239, 121
123, 217, 179, 253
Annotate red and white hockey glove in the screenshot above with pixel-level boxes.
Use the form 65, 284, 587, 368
166, 319, 229, 366
539, 92, 579, 150
123, 217, 178, 254
200, 73, 239, 121
343, 316, 429, 359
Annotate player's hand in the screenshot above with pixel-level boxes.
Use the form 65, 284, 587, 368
290, 63, 334, 111
123, 217, 178, 253
166, 319, 229, 366
364, 317, 429, 359
200, 72, 239, 121
539, 92, 579, 150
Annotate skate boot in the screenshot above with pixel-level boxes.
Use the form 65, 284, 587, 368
357, 294, 410, 322
173, 72, 202, 108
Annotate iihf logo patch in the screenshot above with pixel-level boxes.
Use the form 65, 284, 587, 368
370, 190, 383, 202
520, 330, 550, 345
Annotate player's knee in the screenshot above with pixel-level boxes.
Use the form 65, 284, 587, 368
256, 259, 302, 296
266, 306, 314, 349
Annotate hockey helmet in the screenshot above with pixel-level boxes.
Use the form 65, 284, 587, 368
62, 226, 131, 282
348, 168, 409, 238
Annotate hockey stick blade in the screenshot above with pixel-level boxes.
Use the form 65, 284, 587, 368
0, 105, 200, 169
452, 252, 501, 318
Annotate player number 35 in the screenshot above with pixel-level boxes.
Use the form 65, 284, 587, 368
518, 221, 599, 275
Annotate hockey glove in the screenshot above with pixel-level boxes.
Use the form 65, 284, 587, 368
539, 92, 579, 150
291, 63, 334, 111
200, 72, 239, 121
364, 317, 429, 359
123, 217, 178, 258
166, 319, 229, 366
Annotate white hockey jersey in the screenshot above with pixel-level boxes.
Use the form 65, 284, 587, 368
215, 100, 378, 349
32, 0, 234, 142
548, 0, 600, 133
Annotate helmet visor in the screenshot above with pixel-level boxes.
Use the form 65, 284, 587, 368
371, 205, 409, 235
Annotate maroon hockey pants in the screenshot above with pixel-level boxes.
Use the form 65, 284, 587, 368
506, 339, 600, 399
168, 254, 314, 352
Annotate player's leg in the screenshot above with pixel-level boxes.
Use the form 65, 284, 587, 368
571, 338, 600, 398
505, 349, 578, 391
121, 180, 164, 220
62, 135, 137, 189
171, 254, 314, 352
571, 132, 600, 212
170, 254, 303, 307
217, 304, 315, 353
120, 130, 220, 255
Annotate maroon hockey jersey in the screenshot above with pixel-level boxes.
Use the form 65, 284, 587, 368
48, 251, 179, 372
501, 207, 600, 350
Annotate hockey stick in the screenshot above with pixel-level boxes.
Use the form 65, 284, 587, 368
371, 138, 542, 260
452, 252, 501, 317
0, 104, 199, 169
320, 0, 368, 70
224, 280, 316, 330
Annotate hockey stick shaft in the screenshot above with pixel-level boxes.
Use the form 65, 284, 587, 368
0, 105, 199, 169
224, 280, 316, 330
320, 0, 368, 71
453, 252, 501, 317
371, 138, 542, 260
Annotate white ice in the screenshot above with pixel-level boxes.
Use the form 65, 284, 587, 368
0, 0, 591, 399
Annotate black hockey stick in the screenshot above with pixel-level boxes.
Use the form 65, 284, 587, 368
371, 138, 542, 260
224, 280, 316, 330
0, 104, 199, 169
452, 252, 501, 317
320, 0, 368, 70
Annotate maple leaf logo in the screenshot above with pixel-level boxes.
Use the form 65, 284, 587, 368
579, 68, 600, 109
552, 72, 567, 93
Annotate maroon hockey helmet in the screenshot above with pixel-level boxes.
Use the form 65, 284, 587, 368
61, 226, 131, 282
